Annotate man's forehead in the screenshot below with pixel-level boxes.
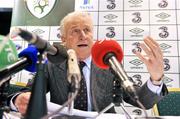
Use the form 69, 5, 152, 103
67, 15, 92, 25
69, 24, 92, 29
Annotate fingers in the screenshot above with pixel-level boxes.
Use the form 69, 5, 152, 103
133, 36, 163, 64
146, 36, 159, 46
17, 103, 28, 115
134, 50, 148, 65
139, 43, 154, 60
15, 92, 31, 115
143, 36, 163, 59
133, 36, 164, 80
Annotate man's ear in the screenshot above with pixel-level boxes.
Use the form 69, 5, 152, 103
60, 35, 66, 42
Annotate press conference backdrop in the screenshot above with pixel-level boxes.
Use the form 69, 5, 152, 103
10, 0, 75, 84
8, 0, 180, 117
75, 0, 180, 116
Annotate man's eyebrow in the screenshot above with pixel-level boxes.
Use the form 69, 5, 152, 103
70, 26, 78, 29
84, 24, 91, 28
70, 24, 92, 29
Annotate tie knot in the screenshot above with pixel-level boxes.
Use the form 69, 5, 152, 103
79, 61, 86, 70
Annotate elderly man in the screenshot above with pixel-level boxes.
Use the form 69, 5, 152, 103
13, 11, 167, 115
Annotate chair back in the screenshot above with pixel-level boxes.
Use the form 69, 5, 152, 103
153, 88, 180, 116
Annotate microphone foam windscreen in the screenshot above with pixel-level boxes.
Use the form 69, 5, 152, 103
91, 39, 124, 69
47, 43, 68, 64
18, 45, 38, 72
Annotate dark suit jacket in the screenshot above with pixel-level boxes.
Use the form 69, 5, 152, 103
44, 60, 168, 113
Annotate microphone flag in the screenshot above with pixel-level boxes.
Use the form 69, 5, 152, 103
0, 35, 18, 70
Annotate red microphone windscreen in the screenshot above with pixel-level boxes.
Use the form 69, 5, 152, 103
91, 39, 124, 69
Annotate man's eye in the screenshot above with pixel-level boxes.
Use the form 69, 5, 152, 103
74, 29, 80, 32
72, 29, 78, 33
84, 28, 90, 32
71, 29, 80, 35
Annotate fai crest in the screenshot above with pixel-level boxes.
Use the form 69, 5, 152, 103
26, 0, 56, 19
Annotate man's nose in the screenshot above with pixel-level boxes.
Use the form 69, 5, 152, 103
79, 30, 86, 38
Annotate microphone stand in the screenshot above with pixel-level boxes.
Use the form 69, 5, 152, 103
94, 79, 132, 119
93, 101, 133, 119
67, 75, 80, 115
24, 53, 47, 119
94, 103, 115, 118
0, 77, 11, 119
110, 70, 135, 119
120, 103, 133, 119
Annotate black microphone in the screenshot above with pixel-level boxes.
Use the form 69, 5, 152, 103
11, 28, 68, 64
11, 28, 56, 55
91, 39, 138, 99
47, 43, 68, 64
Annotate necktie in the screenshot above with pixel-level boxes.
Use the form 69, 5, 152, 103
74, 61, 88, 111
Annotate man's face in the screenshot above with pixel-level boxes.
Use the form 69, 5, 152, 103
62, 16, 94, 60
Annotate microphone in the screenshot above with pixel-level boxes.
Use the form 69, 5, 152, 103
10, 28, 68, 64
67, 49, 81, 115
67, 49, 81, 84
91, 39, 137, 99
0, 45, 38, 80
47, 43, 68, 64
42, 49, 81, 118
11, 28, 57, 55
0, 35, 18, 70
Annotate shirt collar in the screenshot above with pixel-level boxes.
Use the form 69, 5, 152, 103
82, 56, 91, 69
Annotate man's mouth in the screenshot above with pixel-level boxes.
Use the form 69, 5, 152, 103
77, 44, 88, 47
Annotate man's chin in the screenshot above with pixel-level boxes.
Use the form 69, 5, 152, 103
77, 46, 89, 51
77, 51, 91, 60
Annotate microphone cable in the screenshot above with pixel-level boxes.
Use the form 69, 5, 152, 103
126, 91, 148, 118
135, 99, 148, 118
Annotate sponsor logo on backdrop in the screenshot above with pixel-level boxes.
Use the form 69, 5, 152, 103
132, 42, 142, 53
32, 28, 45, 35
163, 76, 173, 84
26, 0, 56, 19
132, 74, 142, 87
132, 12, 142, 23
163, 58, 170, 71
129, 59, 144, 70
133, 109, 142, 115
160, 43, 172, 54
163, 76, 173, 87
104, 14, 118, 23
159, 26, 169, 38
129, 59, 143, 67
107, 0, 116, 10
129, 27, 144, 37
79, 0, 93, 10
31, 28, 45, 37
128, 0, 143, 7
158, 0, 168, 8
155, 12, 171, 22
84, 0, 90, 4
160, 43, 172, 51
106, 27, 116, 38
155, 12, 170, 19
130, 27, 144, 35
57, 27, 61, 39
